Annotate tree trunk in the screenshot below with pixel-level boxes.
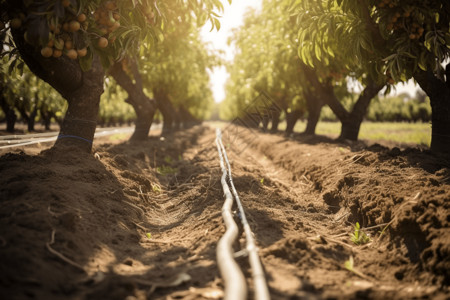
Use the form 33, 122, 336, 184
154, 91, 176, 134
414, 69, 450, 155
109, 60, 157, 141
12, 28, 104, 153
270, 109, 281, 132
0, 92, 16, 133
6, 110, 17, 133
303, 65, 382, 141
40, 107, 52, 130
179, 106, 199, 128
285, 109, 303, 135
28, 105, 38, 131
304, 90, 323, 135
339, 80, 383, 140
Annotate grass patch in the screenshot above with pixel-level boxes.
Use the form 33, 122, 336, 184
278, 121, 431, 146
108, 133, 130, 141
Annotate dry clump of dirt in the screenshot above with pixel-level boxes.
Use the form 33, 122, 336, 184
0, 124, 449, 300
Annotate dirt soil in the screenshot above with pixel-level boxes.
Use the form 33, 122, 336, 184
0, 124, 449, 300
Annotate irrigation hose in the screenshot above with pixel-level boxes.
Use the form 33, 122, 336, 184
216, 128, 271, 300
215, 129, 247, 300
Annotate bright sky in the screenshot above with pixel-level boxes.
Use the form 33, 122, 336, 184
200, 0, 262, 103
200, 0, 420, 103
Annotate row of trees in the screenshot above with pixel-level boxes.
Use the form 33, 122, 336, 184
316, 91, 432, 122
223, 0, 449, 154
1, 0, 225, 151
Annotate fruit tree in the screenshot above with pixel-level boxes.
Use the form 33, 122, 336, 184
291, 0, 450, 154
0, 0, 226, 152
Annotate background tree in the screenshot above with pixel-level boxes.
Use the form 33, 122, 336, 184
291, 0, 450, 153
141, 20, 219, 134
0, 0, 225, 152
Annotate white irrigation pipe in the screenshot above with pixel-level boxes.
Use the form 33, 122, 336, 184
0, 127, 135, 150
216, 128, 271, 300
215, 129, 247, 300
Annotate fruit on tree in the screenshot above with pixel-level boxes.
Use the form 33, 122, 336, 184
69, 20, 81, 32
53, 49, 63, 58
77, 13, 87, 23
98, 37, 108, 48
41, 47, 53, 58
77, 48, 88, 57
66, 49, 78, 59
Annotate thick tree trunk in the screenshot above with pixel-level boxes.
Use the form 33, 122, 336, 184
414, 69, 450, 155
304, 90, 323, 135
303, 65, 382, 141
285, 109, 303, 135
109, 60, 157, 141
40, 107, 52, 130
339, 80, 383, 140
6, 110, 17, 133
270, 109, 281, 132
179, 106, 199, 128
154, 89, 177, 135
28, 105, 38, 131
0, 92, 16, 133
12, 28, 104, 152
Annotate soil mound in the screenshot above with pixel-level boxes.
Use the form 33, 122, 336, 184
0, 124, 448, 299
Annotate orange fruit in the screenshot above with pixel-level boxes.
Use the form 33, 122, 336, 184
64, 40, 73, 49
69, 20, 80, 32
77, 48, 88, 57
98, 37, 108, 48
41, 47, 53, 58
66, 49, 78, 59
53, 49, 62, 58
77, 13, 87, 22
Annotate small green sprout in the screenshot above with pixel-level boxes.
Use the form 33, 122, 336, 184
344, 255, 354, 272
146, 233, 152, 239
157, 165, 177, 175
260, 178, 264, 185
350, 222, 371, 245
151, 183, 161, 193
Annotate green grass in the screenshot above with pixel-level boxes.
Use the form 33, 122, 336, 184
278, 121, 431, 146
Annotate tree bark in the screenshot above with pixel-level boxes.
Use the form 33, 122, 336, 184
0, 91, 17, 133
109, 60, 157, 141
414, 69, 450, 155
339, 80, 383, 140
304, 89, 324, 135
154, 88, 177, 135
179, 106, 199, 128
303, 66, 382, 141
285, 109, 303, 135
270, 109, 281, 132
40, 107, 52, 130
28, 105, 38, 132
11, 28, 104, 152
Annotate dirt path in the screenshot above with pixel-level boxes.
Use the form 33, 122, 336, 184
0, 125, 448, 299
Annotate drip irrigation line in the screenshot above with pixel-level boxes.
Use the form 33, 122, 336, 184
216, 128, 270, 300
0, 127, 135, 150
215, 129, 247, 300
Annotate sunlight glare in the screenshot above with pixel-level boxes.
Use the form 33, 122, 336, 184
201, 0, 262, 103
